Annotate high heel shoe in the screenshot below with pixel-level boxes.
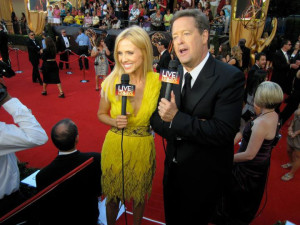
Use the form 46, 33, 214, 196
41, 91, 47, 96
58, 93, 65, 98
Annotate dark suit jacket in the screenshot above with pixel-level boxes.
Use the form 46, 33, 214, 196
0, 30, 8, 53
156, 50, 171, 73
104, 34, 115, 62
56, 34, 71, 52
36, 151, 101, 225
150, 54, 244, 194
271, 49, 290, 93
26, 39, 41, 64
241, 46, 250, 70
245, 64, 260, 101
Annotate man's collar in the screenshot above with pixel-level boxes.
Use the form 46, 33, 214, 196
58, 149, 78, 155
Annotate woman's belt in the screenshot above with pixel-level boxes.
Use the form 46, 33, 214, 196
110, 126, 151, 137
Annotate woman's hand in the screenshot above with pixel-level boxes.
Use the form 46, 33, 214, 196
115, 115, 128, 129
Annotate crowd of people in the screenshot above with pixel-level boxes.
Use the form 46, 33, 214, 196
1, 4, 300, 225
43, 0, 231, 33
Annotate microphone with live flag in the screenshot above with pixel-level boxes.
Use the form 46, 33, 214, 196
116, 74, 136, 115
159, 60, 180, 101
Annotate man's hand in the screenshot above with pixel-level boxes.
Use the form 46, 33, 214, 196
158, 91, 178, 122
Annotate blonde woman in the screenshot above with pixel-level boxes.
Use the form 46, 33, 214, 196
218, 81, 283, 224
228, 45, 243, 71
97, 26, 161, 225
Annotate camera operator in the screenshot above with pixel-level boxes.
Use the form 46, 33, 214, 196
0, 24, 11, 67
0, 83, 48, 218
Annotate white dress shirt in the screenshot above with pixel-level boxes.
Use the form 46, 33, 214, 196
63, 36, 70, 48
0, 98, 48, 199
182, 52, 210, 91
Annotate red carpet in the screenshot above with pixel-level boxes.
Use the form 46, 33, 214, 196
1, 49, 300, 224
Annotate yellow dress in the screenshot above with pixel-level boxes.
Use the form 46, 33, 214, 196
101, 72, 161, 206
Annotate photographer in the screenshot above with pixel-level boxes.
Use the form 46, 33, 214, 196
0, 83, 48, 218
91, 36, 110, 91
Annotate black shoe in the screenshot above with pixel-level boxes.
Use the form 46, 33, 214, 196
59, 93, 65, 98
41, 91, 47, 96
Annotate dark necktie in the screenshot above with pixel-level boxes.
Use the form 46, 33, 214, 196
181, 72, 192, 111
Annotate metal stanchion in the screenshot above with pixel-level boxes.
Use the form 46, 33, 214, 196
80, 54, 89, 83
14, 48, 23, 74
66, 50, 73, 75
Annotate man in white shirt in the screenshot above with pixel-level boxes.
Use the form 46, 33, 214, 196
129, 2, 140, 25
0, 83, 48, 218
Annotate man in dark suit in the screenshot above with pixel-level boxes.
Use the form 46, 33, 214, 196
155, 39, 171, 73
26, 31, 42, 84
244, 52, 267, 102
56, 29, 71, 70
36, 119, 101, 225
150, 9, 244, 224
271, 39, 298, 94
0, 24, 10, 67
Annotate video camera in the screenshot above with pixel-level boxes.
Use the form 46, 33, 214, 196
0, 60, 15, 78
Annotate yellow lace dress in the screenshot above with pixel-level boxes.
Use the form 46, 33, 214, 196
101, 72, 161, 206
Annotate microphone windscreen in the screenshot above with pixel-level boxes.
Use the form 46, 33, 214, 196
121, 74, 130, 84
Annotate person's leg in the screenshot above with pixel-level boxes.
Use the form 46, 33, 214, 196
59, 54, 64, 70
106, 200, 120, 225
290, 150, 300, 176
42, 83, 47, 94
95, 75, 99, 90
132, 201, 146, 225
78, 48, 83, 70
57, 83, 63, 93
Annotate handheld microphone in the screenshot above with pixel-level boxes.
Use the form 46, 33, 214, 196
159, 60, 180, 101
116, 74, 135, 115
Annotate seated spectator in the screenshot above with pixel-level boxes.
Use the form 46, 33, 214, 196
114, 0, 122, 19
129, 2, 140, 26
99, 13, 111, 29
63, 11, 74, 26
138, 3, 145, 17
83, 12, 93, 27
209, 44, 215, 57
181, 0, 190, 9
150, 9, 163, 31
148, 0, 157, 16
92, 11, 100, 28
73, 10, 84, 27
0, 84, 48, 220
163, 8, 173, 31
60, 3, 67, 22
71, 7, 78, 17
36, 118, 101, 225
111, 15, 121, 29
140, 14, 151, 31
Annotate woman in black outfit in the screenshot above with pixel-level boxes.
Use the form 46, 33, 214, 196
214, 81, 283, 225
11, 12, 20, 34
41, 37, 64, 98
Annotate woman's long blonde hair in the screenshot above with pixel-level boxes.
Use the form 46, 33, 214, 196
102, 26, 154, 98
231, 45, 242, 66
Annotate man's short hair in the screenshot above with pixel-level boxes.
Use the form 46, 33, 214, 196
79, 28, 84, 33
170, 9, 210, 35
51, 119, 78, 151
255, 52, 266, 61
158, 39, 169, 49
281, 39, 290, 48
